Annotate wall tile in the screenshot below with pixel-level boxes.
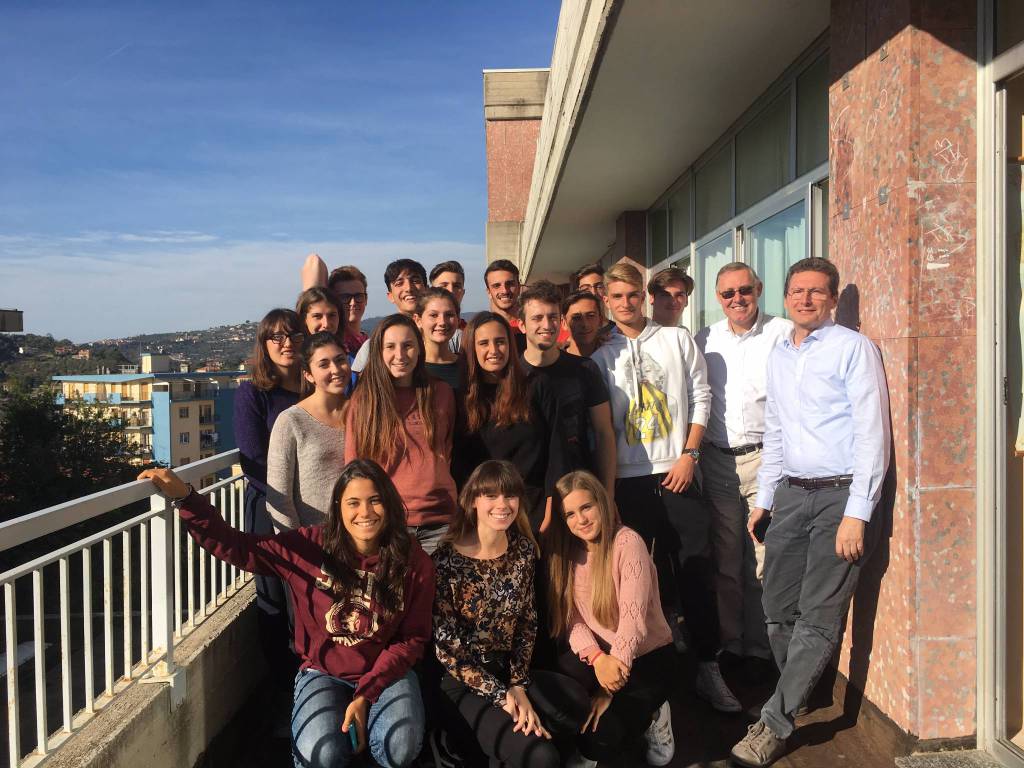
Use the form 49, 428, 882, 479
917, 334, 976, 488
918, 637, 977, 739
917, 488, 977, 638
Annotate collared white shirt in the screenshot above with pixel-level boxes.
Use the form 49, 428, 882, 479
695, 312, 792, 448
754, 320, 891, 522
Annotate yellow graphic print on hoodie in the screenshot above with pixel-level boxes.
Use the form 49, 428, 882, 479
625, 353, 673, 445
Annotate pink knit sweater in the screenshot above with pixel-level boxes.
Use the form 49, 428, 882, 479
568, 527, 673, 668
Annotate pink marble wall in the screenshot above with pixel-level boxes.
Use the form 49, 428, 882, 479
486, 119, 541, 223
829, 0, 977, 741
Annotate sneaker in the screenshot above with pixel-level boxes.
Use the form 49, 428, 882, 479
729, 720, 786, 767
696, 660, 742, 713
644, 701, 675, 766
565, 750, 598, 768
426, 728, 462, 768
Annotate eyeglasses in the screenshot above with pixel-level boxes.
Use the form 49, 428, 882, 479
337, 292, 367, 305
267, 332, 305, 346
719, 286, 755, 300
786, 288, 831, 301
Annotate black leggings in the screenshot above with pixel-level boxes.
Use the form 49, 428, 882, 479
615, 474, 721, 661
557, 645, 676, 766
438, 670, 588, 768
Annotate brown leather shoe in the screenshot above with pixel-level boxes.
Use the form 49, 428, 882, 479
730, 720, 786, 767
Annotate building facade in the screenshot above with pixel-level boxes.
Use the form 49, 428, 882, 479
54, 353, 243, 468
485, 0, 1024, 762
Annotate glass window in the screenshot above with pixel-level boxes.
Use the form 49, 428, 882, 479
668, 183, 691, 255
814, 178, 829, 259
750, 202, 806, 317
998, 0, 1024, 56
179, 432, 190, 444
697, 231, 734, 328
797, 54, 829, 176
695, 145, 732, 239
736, 91, 791, 212
648, 206, 668, 267
178, 406, 189, 418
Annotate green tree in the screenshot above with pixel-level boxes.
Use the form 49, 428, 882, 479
0, 385, 151, 521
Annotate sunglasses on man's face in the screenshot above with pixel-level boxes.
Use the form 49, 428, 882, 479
718, 286, 755, 300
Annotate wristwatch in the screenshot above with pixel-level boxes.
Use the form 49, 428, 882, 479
169, 484, 195, 508
684, 448, 701, 460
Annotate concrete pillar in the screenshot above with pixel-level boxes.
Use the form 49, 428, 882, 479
828, 0, 977, 741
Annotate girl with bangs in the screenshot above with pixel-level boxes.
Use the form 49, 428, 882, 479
344, 314, 457, 555
454, 311, 560, 533
432, 460, 589, 768
139, 460, 434, 768
547, 471, 677, 768
235, 308, 305, 662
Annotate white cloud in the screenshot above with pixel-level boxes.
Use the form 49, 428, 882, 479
2, 236, 486, 342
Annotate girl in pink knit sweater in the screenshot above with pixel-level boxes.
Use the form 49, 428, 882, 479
547, 470, 678, 767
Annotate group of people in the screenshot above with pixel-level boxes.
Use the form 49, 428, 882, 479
138, 250, 891, 768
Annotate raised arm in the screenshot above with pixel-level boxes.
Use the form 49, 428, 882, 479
139, 468, 285, 577
301, 252, 328, 290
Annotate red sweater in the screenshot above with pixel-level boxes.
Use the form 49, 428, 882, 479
176, 491, 435, 702
345, 383, 458, 527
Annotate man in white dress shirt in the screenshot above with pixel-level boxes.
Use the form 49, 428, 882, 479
695, 263, 791, 675
730, 257, 890, 768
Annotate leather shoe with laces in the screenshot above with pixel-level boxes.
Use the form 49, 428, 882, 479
730, 720, 786, 767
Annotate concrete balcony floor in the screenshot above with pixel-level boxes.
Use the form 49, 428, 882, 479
200, 649, 904, 768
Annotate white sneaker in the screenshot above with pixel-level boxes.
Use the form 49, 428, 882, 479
695, 660, 742, 713
565, 750, 598, 768
644, 700, 675, 766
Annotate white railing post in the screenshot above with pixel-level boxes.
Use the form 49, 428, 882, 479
143, 493, 185, 707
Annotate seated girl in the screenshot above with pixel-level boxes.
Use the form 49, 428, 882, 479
266, 332, 349, 531
139, 460, 435, 768
546, 470, 677, 767
432, 460, 588, 768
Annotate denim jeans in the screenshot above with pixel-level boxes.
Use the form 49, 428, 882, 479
292, 668, 424, 768
759, 483, 877, 739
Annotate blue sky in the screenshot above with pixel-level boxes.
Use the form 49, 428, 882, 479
0, 1, 558, 341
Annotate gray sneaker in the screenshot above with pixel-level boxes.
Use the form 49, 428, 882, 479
730, 720, 786, 767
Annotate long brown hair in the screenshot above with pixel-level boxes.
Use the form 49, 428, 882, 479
250, 308, 302, 391
295, 286, 347, 340
446, 460, 538, 553
547, 471, 621, 638
349, 314, 438, 466
462, 311, 530, 432
323, 459, 412, 622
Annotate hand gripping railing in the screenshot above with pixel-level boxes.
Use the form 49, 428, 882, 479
0, 451, 249, 768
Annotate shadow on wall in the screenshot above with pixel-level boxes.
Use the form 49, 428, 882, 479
836, 284, 861, 333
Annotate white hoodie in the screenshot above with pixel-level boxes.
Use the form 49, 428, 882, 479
591, 321, 711, 479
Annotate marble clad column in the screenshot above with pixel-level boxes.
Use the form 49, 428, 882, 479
828, 0, 977, 741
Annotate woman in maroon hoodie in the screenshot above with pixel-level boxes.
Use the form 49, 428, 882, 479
139, 459, 435, 768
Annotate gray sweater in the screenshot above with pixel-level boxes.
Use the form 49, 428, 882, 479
265, 405, 346, 530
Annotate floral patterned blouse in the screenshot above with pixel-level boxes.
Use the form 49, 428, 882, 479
432, 530, 537, 707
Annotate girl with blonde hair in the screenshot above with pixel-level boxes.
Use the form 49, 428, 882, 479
547, 470, 678, 767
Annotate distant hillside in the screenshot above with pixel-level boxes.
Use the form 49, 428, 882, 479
0, 316, 392, 389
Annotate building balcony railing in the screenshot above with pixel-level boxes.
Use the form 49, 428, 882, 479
198, 415, 216, 425
0, 451, 247, 768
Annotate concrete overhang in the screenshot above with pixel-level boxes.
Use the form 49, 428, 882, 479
521, 0, 830, 281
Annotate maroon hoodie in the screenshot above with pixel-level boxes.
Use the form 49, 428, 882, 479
176, 491, 435, 702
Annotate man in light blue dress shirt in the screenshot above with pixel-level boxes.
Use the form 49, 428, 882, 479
730, 257, 890, 768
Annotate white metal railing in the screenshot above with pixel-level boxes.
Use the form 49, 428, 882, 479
0, 450, 251, 768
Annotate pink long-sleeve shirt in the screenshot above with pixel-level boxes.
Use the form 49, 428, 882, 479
568, 526, 673, 668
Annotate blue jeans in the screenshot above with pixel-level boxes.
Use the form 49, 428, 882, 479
292, 668, 424, 768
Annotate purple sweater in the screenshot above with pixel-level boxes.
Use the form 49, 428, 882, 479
234, 381, 300, 493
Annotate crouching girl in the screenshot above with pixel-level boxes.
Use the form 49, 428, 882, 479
139, 459, 434, 768
547, 470, 677, 767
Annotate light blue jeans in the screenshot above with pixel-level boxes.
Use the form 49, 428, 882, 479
291, 668, 424, 768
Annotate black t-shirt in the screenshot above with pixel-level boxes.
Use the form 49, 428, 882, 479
521, 351, 609, 476
453, 379, 561, 531
425, 361, 464, 395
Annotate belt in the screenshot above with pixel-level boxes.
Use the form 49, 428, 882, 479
715, 442, 762, 456
786, 475, 853, 490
